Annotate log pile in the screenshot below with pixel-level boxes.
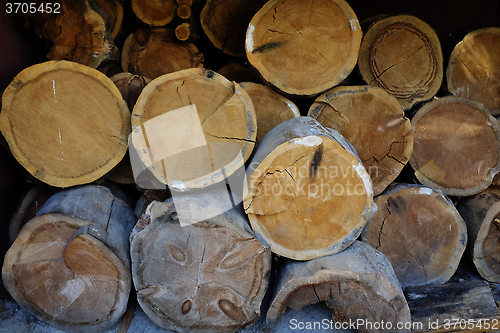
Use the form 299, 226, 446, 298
4, 0, 500, 332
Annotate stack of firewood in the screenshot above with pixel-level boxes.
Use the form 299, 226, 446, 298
2, 0, 500, 332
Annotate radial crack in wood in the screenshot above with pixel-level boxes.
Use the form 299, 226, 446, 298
362, 184, 467, 287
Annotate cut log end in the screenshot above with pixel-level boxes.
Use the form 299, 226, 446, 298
0, 60, 131, 188
359, 15, 443, 109
362, 184, 467, 287
410, 96, 500, 196
246, 0, 362, 96
131, 0, 177, 26
2, 214, 130, 332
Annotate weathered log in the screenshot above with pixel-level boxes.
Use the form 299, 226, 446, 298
457, 186, 500, 283
410, 96, 500, 196
361, 184, 467, 287
175, 21, 199, 42
246, 0, 362, 96
121, 27, 203, 80
358, 15, 443, 110
447, 27, 500, 116
239, 82, 300, 145
130, 191, 271, 333
266, 241, 411, 333
308, 85, 413, 196
130, 68, 257, 191
19, 0, 119, 68
131, 0, 177, 26
200, 0, 268, 57
8, 186, 57, 244
244, 117, 373, 260
0, 60, 131, 188
406, 281, 500, 333
110, 72, 151, 111
2, 185, 136, 332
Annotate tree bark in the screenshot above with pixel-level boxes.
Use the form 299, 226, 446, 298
129, 191, 271, 333
266, 241, 411, 333
361, 184, 467, 287
447, 27, 500, 116
131, 0, 177, 26
121, 26, 203, 79
19, 0, 119, 68
308, 85, 413, 196
239, 82, 300, 145
0, 60, 131, 188
457, 186, 500, 283
246, 0, 362, 96
200, 0, 268, 57
244, 117, 373, 260
358, 15, 443, 110
410, 96, 500, 196
130, 68, 257, 192
2, 185, 136, 333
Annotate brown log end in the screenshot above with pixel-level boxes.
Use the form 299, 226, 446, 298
131, 0, 177, 26
358, 15, 443, 110
0, 60, 131, 188
308, 85, 413, 196
447, 27, 500, 116
410, 96, 500, 196
246, 0, 362, 96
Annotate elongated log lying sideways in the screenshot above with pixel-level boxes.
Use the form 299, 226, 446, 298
130, 191, 271, 332
0, 60, 131, 188
362, 184, 467, 287
308, 85, 412, 196
267, 241, 411, 333
244, 117, 373, 260
2, 185, 136, 333
358, 14, 443, 110
410, 96, 500, 196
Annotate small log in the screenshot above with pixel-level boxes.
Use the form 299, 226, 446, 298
131, 0, 177, 26
175, 21, 199, 42
177, 4, 192, 19
244, 117, 373, 260
2, 185, 136, 333
239, 82, 300, 145
457, 186, 500, 283
8, 186, 57, 244
93, 0, 124, 41
19, 0, 119, 68
447, 28, 500, 116
361, 184, 467, 287
266, 241, 411, 333
358, 15, 443, 110
410, 96, 500, 196
130, 191, 271, 333
308, 85, 413, 196
246, 0, 362, 96
130, 68, 257, 191
110, 72, 151, 113
406, 281, 500, 332
121, 26, 203, 79
0, 60, 131, 188
200, 0, 268, 57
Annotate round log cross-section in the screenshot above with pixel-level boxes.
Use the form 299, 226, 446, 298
0, 60, 131, 188
358, 15, 443, 110
447, 27, 500, 116
245, 0, 362, 96
244, 117, 373, 260
308, 85, 413, 196
362, 184, 467, 287
410, 96, 500, 196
